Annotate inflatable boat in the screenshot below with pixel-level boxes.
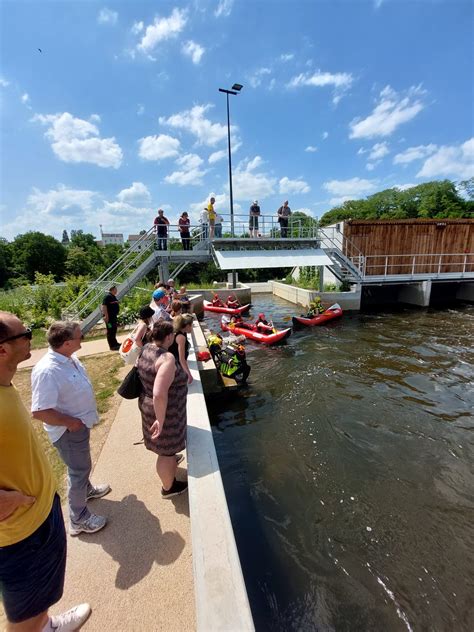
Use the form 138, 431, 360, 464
204, 300, 251, 315
292, 303, 343, 327
221, 320, 291, 344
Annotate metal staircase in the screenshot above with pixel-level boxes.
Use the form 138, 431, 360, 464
318, 228, 364, 283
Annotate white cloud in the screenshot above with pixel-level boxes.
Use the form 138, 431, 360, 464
159, 104, 231, 147
164, 153, 206, 186
350, 85, 426, 139
131, 21, 144, 35
280, 53, 294, 62
287, 69, 353, 104
366, 163, 377, 171
392, 183, 417, 191
137, 104, 145, 116
215, 0, 234, 18
138, 134, 180, 160
417, 138, 474, 179
305, 145, 318, 153
323, 177, 377, 205
176, 153, 204, 170
117, 182, 151, 204
182, 40, 205, 65
232, 156, 277, 200
322, 131, 329, 140
357, 147, 367, 155
0, 77, 9, 88
27, 184, 96, 216
248, 67, 272, 89
98, 8, 118, 25
137, 8, 187, 57
279, 176, 310, 195
33, 112, 123, 168
368, 142, 389, 160
393, 143, 437, 164
209, 149, 227, 164
21, 93, 31, 109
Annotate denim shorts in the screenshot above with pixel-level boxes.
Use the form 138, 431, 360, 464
0, 494, 66, 623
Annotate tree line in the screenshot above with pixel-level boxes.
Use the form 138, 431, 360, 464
319, 179, 474, 226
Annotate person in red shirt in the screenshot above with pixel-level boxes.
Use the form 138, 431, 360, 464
178, 212, 191, 250
226, 294, 240, 309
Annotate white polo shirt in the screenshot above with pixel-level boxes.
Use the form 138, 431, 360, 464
31, 349, 99, 444
151, 303, 172, 323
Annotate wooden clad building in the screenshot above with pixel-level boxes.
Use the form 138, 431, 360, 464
343, 219, 474, 276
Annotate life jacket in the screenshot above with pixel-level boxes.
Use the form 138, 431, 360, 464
219, 345, 246, 377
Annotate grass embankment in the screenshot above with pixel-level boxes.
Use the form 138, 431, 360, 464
15, 353, 124, 497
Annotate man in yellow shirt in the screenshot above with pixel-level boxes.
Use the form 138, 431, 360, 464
0, 312, 91, 631
207, 196, 216, 239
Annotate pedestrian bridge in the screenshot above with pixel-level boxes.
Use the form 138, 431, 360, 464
62, 215, 474, 332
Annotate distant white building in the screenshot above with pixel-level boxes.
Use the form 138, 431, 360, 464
127, 234, 154, 251
100, 232, 124, 246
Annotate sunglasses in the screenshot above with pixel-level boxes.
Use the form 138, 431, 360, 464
0, 327, 33, 344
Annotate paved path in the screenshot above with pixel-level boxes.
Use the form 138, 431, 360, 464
19, 334, 129, 369
53, 396, 195, 631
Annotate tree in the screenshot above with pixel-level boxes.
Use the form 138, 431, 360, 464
10, 232, 66, 282
65, 246, 93, 277
61, 230, 70, 245
0, 238, 13, 288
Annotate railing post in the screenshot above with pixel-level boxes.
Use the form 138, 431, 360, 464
463, 254, 467, 274
412, 256, 416, 275
385, 256, 388, 277
438, 255, 442, 274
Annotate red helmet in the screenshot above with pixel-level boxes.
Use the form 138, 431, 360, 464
258, 313, 265, 319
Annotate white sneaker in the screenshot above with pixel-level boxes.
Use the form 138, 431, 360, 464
47, 603, 91, 631
86, 483, 111, 501
70, 513, 107, 536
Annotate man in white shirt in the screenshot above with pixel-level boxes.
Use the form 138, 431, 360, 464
200, 207, 209, 239
31, 321, 110, 536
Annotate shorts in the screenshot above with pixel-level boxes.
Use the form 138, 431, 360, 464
249, 216, 259, 229
0, 494, 66, 623
209, 218, 215, 226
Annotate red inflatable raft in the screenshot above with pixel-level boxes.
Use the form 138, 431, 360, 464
221, 320, 291, 344
292, 303, 343, 327
204, 300, 251, 315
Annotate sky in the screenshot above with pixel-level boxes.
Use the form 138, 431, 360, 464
1, 0, 473, 241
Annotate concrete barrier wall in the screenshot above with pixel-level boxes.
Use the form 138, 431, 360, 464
271, 281, 361, 310
187, 321, 254, 632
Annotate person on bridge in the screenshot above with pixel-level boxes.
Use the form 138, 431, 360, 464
277, 200, 292, 238
31, 321, 111, 537
154, 209, 170, 251
249, 200, 261, 238
178, 211, 191, 250
136, 320, 189, 499
214, 212, 224, 238
101, 285, 120, 351
200, 207, 209, 240
207, 197, 216, 239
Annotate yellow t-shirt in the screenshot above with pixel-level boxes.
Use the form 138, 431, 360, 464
0, 385, 56, 546
207, 203, 216, 221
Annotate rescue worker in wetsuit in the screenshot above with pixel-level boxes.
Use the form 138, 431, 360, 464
218, 343, 251, 384
306, 297, 325, 318
226, 294, 240, 309
212, 293, 225, 307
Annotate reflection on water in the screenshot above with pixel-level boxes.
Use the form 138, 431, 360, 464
206, 297, 474, 631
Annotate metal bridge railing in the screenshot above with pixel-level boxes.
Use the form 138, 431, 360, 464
363, 253, 474, 277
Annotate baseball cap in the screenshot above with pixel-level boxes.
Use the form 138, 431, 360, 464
152, 289, 166, 300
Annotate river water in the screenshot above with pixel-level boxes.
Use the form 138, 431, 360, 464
204, 296, 474, 632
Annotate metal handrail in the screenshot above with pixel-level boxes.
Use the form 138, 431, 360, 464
362, 253, 474, 277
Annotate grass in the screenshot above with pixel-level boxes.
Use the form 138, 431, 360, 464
14, 353, 124, 498
30, 327, 130, 350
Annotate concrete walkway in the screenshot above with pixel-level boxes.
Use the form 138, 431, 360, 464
20, 334, 130, 369
53, 396, 195, 631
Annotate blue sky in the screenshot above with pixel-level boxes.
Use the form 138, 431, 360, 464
1, 0, 473, 241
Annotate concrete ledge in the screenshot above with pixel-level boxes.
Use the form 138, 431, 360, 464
187, 321, 254, 632
188, 286, 251, 305
271, 281, 361, 310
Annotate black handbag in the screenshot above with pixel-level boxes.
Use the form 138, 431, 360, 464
117, 366, 142, 399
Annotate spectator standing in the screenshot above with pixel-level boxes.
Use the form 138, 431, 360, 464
200, 207, 209, 239
150, 288, 172, 323
169, 314, 194, 385
178, 211, 191, 250
31, 321, 110, 537
0, 312, 92, 632
154, 209, 170, 251
277, 200, 292, 238
207, 196, 216, 239
214, 212, 224, 238
249, 200, 261, 238
102, 285, 120, 351
136, 321, 189, 498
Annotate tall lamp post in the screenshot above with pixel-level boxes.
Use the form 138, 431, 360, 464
219, 83, 243, 289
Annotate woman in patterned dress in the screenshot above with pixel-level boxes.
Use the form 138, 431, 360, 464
136, 321, 189, 498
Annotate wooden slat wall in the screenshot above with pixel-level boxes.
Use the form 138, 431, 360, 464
343, 219, 474, 275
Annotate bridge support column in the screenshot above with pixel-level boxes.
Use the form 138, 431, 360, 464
456, 281, 474, 302
398, 280, 432, 307
318, 266, 324, 292
158, 262, 170, 283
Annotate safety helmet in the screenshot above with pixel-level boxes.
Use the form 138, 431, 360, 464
314, 296, 321, 302
258, 313, 265, 319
